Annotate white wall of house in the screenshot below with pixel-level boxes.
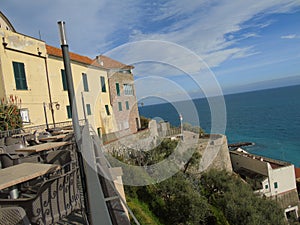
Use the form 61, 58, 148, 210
268, 164, 297, 196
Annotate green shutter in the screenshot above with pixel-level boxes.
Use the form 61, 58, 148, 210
61, 69, 68, 91
116, 83, 120, 96
82, 73, 89, 91
86, 104, 92, 115
126, 101, 129, 110
66, 105, 72, 119
105, 105, 110, 115
97, 127, 101, 137
118, 102, 122, 111
101, 76, 106, 92
13, 62, 28, 90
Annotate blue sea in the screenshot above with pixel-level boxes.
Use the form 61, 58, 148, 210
139, 85, 300, 167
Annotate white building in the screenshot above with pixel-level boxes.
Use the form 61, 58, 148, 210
230, 149, 299, 220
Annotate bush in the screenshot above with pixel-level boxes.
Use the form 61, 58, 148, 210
0, 96, 23, 131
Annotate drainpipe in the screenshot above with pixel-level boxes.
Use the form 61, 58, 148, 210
44, 57, 56, 128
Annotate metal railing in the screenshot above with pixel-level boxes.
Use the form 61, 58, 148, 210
0, 120, 85, 138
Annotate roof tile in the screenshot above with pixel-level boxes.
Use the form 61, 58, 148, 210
46, 45, 96, 66
95, 55, 133, 69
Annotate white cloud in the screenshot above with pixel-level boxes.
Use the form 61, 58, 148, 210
281, 34, 299, 39
2, 0, 300, 71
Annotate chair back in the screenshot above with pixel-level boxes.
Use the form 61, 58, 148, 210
0, 168, 81, 225
0, 153, 40, 169
0, 206, 30, 225
45, 150, 73, 172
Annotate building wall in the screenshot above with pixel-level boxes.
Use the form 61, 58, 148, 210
0, 12, 136, 136
108, 71, 140, 136
268, 164, 297, 196
0, 28, 50, 126
46, 56, 115, 133
230, 152, 269, 176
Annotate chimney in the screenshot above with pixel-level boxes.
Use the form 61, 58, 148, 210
96, 56, 104, 66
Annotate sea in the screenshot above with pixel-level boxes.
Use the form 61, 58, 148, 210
139, 85, 300, 167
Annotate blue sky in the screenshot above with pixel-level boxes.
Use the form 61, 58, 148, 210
1, 0, 300, 102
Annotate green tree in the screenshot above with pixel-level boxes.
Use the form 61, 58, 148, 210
200, 170, 287, 225
132, 172, 215, 225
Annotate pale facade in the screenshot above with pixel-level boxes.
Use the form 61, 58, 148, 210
45, 45, 115, 134
0, 15, 50, 126
0, 12, 127, 135
96, 55, 140, 137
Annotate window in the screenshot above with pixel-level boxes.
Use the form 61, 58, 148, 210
118, 102, 122, 111
12, 62, 28, 90
66, 105, 72, 119
123, 84, 133, 95
97, 127, 101, 137
125, 101, 129, 110
116, 83, 120, 96
265, 184, 268, 189
105, 105, 110, 115
82, 73, 89, 92
274, 182, 278, 189
20, 108, 30, 123
100, 76, 106, 92
86, 104, 92, 115
61, 69, 68, 91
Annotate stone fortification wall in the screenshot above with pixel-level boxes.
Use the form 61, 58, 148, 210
103, 120, 232, 173
197, 134, 232, 173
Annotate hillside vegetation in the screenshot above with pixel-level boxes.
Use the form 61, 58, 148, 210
112, 123, 287, 225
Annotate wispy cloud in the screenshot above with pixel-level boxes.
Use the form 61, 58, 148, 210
281, 34, 300, 39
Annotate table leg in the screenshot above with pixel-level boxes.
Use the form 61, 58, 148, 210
9, 185, 19, 199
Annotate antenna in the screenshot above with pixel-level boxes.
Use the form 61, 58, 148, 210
38, 30, 42, 40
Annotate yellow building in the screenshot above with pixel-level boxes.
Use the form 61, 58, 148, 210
0, 12, 50, 127
0, 12, 114, 134
45, 45, 115, 135
0, 11, 141, 138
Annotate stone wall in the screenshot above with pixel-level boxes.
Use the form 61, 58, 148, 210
103, 121, 233, 174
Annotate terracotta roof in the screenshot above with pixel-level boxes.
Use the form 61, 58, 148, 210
295, 168, 300, 179
95, 55, 134, 69
46, 45, 98, 66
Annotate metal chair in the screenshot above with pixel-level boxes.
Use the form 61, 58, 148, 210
45, 150, 74, 173
0, 168, 81, 225
0, 206, 30, 225
0, 153, 41, 169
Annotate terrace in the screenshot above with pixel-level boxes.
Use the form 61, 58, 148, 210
0, 123, 134, 225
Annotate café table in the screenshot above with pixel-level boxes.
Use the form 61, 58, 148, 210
39, 134, 67, 142
0, 163, 60, 198
51, 129, 73, 135
15, 141, 70, 162
15, 141, 69, 153
11, 132, 31, 138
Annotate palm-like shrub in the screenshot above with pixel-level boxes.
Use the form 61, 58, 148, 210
0, 95, 23, 131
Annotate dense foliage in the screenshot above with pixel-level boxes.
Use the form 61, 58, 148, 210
140, 116, 150, 130
0, 96, 23, 131
120, 138, 287, 225
200, 170, 287, 225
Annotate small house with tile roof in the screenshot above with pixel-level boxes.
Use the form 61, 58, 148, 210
230, 149, 299, 220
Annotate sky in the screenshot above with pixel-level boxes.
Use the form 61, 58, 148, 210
1, 0, 300, 103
